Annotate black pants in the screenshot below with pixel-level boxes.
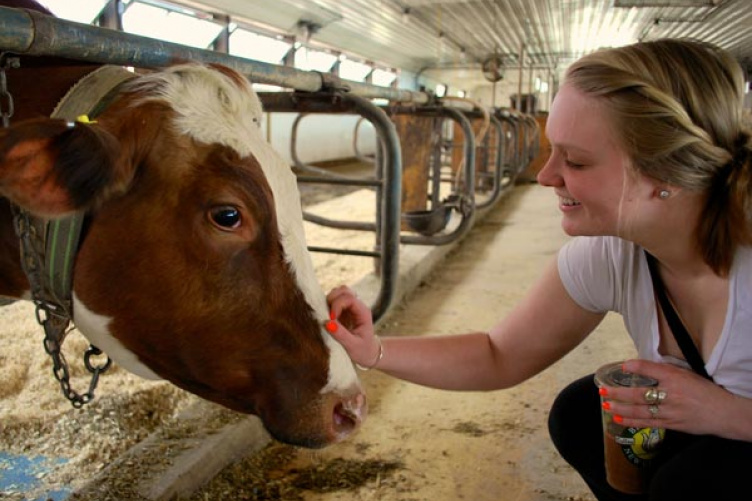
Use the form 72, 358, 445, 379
548, 374, 752, 501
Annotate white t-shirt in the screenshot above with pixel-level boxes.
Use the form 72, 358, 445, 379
558, 236, 752, 399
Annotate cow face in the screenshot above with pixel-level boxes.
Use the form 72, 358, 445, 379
0, 64, 365, 448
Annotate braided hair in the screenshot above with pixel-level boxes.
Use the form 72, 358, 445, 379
566, 38, 752, 275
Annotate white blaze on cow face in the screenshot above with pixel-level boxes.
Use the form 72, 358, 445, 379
128, 64, 360, 394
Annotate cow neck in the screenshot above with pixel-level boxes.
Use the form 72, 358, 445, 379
12, 65, 135, 408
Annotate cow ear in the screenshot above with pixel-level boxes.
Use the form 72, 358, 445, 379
0, 117, 127, 217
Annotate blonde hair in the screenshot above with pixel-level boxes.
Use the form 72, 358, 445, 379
565, 38, 752, 275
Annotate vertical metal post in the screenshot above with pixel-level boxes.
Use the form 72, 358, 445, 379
516, 42, 525, 110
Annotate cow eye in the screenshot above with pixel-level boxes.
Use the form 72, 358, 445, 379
209, 206, 241, 230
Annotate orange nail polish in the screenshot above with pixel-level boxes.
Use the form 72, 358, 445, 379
329, 310, 336, 321
601, 401, 611, 411
614, 415, 624, 424
598, 387, 608, 396
325, 320, 337, 333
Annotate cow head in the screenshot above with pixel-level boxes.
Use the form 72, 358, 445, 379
0, 64, 365, 448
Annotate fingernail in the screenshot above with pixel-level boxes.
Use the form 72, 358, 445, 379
329, 310, 336, 321
598, 387, 608, 396
325, 320, 337, 333
601, 401, 611, 411
614, 415, 624, 424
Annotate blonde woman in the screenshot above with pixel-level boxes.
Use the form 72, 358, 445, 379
327, 39, 752, 500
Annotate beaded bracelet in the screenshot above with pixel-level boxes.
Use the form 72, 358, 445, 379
355, 335, 384, 371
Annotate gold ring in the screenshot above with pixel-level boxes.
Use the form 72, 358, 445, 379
656, 390, 667, 403
648, 404, 660, 417
644, 388, 659, 404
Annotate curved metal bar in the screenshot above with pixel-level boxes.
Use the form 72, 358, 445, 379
475, 115, 506, 210
303, 212, 376, 232
495, 110, 523, 175
290, 114, 377, 178
516, 114, 530, 173
0, 7, 430, 104
339, 93, 401, 321
353, 117, 375, 164
396, 106, 476, 246
290, 113, 325, 176
261, 91, 401, 321
525, 116, 541, 165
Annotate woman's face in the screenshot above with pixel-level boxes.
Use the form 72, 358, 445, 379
537, 83, 657, 239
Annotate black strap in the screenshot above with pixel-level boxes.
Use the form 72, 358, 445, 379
645, 252, 713, 381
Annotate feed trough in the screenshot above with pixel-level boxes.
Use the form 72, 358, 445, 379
402, 205, 452, 236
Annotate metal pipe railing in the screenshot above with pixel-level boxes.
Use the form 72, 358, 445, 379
474, 115, 507, 210
391, 105, 477, 246
259, 91, 401, 322
0, 6, 430, 104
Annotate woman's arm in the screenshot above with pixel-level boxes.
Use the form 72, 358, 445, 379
327, 257, 606, 391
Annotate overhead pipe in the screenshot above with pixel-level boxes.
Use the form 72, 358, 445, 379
516, 42, 526, 110
0, 6, 430, 104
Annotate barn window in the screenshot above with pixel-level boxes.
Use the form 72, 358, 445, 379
295, 47, 338, 73
371, 69, 397, 88
230, 28, 292, 65
37, 0, 109, 23
121, 0, 225, 50
339, 58, 372, 82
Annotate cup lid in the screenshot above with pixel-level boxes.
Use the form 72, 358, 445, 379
595, 361, 658, 388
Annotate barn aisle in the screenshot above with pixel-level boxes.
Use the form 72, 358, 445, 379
193, 183, 637, 501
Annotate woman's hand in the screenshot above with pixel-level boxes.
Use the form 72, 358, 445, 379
600, 359, 742, 438
325, 285, 381, 369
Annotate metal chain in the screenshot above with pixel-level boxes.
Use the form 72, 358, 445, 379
3, 55, 111, 408
0, 53, 18, 127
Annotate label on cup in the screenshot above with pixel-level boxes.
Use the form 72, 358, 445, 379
613, 426, 665, 465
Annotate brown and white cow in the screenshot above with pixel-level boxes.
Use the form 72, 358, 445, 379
0, 1, 365, 448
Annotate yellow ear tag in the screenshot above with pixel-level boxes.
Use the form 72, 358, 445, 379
75, 114, 97, 124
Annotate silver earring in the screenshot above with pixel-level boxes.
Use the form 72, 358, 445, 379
659, 190, 670, 199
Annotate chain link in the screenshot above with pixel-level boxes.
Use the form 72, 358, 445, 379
0, 53, 18, 128
3, 54, 110, 408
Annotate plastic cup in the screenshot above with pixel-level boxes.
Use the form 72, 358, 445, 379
594, 361, 665, 494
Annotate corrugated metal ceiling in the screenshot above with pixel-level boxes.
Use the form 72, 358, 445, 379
191, 0, 751, 92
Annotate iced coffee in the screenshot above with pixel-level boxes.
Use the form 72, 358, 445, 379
594, 361, 665, 494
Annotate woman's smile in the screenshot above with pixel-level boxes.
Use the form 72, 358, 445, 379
558, 194, 582, 209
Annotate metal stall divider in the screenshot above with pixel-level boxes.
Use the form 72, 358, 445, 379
522, 114, 542, 177
388, 104, 477, 246
495, 108, 520, 177
495, 108, 533, 178
259, 90, 401, 322
352, 117, 376, 165
455, 110, 510, 210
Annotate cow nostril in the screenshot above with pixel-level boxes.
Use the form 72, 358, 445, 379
331, 393, 367, 441
333, 402, 357, 430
